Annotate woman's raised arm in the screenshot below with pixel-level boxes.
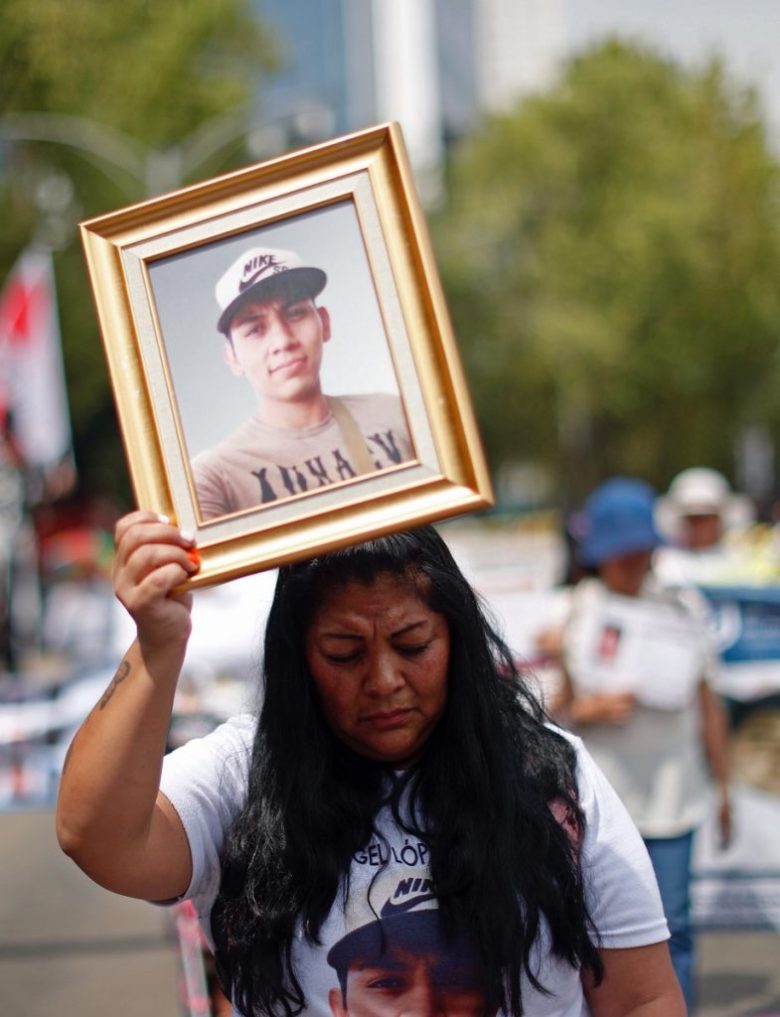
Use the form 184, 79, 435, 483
56, 511, 199, 902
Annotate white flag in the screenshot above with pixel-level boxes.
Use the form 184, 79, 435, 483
0, 249, 72, 467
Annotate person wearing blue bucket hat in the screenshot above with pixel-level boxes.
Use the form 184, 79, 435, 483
558, 477, 732, 1014
577, 478, 663, 570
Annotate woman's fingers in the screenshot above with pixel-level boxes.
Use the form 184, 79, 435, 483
113, 512, 199, 611
120, 557, 194, 610
118, 537, 197, 589
111, 512, 200, 656
114, 512, 193, 563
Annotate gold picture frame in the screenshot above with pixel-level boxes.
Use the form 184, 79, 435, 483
80, 122, 493, 588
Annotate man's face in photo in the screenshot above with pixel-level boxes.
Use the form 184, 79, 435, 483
223, 294, 331, 414
328, 941, 495, 1017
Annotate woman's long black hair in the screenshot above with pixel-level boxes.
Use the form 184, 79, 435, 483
211, 527, 602, 1015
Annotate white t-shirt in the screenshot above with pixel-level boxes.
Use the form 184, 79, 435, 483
191, 392, 413, 520
562, 577, 713, 837
159, 715, 668, 1016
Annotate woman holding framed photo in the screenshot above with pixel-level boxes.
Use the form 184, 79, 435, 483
56, 512, 685, 1016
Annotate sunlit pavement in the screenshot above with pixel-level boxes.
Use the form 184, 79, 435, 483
0, 810, 180, 1017
698, 932, 780, 1016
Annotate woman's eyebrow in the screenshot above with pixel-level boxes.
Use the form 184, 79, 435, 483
391, 620, 429, 638
318, 619, 430, 640
319, 630, 363, 641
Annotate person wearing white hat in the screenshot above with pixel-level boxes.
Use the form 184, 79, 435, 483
558, 478, 732, 1014
654, 468, 755, 588
657, 468, 752, 549
191, 246, 413, 520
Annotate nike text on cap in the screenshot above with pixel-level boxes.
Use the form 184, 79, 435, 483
326, 869, 441, 973
215, 246, 327, 335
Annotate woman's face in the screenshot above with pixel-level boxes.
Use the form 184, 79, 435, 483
598, 548, 653, 597
682, 512, 722, 550
305, 572, 450, 767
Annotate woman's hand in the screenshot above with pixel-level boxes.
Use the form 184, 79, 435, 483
571, 690, 637, 726
552, 670, 637, 729
113, 510, 199, 660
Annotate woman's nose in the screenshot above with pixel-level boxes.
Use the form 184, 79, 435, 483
364, 652, 403, 695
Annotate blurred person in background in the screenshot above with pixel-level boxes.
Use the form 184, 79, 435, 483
655, 467, 780, 728
654, 467, 755, 587
0, 409, 41, 674
555, 477, 732, 1014
36, 493, 121, 673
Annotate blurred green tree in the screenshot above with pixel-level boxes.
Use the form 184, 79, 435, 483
0, 0, 278, 502
433, 39, 780, 510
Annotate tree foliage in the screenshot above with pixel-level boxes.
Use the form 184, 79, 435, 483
433, 39, 780, 507
0, 0, 275, 143
0, 0, 278, 500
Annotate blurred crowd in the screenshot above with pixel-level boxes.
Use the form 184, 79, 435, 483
3, 465, 780, 802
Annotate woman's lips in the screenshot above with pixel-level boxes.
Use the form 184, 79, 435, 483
362, 708, 412, 730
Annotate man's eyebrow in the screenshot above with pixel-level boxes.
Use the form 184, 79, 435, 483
355, 956, 410, 972
233, 307, 267, 326
234, 297, 310, 323
280, 297, 315, 312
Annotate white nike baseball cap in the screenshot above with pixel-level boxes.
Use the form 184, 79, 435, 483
216, 246, 327, 335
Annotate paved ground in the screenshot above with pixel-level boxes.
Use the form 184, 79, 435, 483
698, 932, 780, 1016
1, 810, 778, 1017
0, 810, 180, 1017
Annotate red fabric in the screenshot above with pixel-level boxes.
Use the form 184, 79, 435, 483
0, 275, 47, 348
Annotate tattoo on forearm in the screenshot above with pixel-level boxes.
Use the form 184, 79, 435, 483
99, 659, 131, 709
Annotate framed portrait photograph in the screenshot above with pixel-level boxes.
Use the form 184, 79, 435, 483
80, 122, 493, 588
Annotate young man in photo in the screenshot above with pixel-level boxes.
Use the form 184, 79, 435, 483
191, 246, 414, 520
326, 873, 499, 1017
